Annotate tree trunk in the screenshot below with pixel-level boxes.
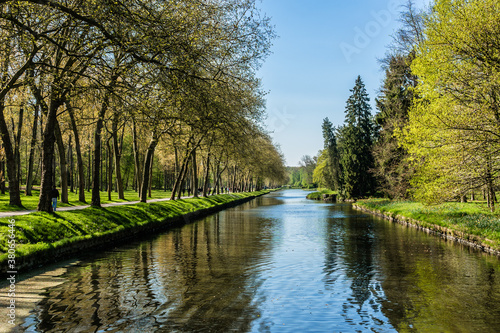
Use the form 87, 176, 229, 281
203, 153, 210, 197
38, 97, 63, 212
132, 119, 142, 196
107, 139, 113, 201
0, 103, 22, 206
170, 153, 190, 200
91, 76, 116, 207
177, 158, 190, 200
68, 135, 74, 192
14, 107, 23, 189
112, 113, 125, 199
140, 136, 158, 203
55, 121, 69, 203
192, 148, 199, 198
148, 150, 154, 198
87, 138, 92, 192
211, 162, 220, 195
170, 151, 188, 200
0, 154, 5, 195
92, 116, 105, 206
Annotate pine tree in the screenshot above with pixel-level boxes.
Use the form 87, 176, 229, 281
321, 117, 341, 191
339, 76, 375, 199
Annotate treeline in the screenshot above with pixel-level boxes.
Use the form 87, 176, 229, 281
309, 0, 500, 210
0, 0, 287, 212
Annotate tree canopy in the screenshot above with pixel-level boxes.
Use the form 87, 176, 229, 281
0, 0, 286, 212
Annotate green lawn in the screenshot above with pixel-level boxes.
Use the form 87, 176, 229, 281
0, 189, 173, 212
356, 198, 500, 250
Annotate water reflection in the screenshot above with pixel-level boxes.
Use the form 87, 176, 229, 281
22, 190, 500, 332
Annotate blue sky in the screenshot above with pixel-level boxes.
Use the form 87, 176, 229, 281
257, 0, 429, 166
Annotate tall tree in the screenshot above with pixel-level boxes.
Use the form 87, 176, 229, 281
338, 76, 375, 199
321, 117, 341, 191
373, 54, 416, 199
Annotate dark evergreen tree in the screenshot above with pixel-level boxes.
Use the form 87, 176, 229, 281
373, 53, 416, 199
338, 76, 375, 199
321, 117, 341, 191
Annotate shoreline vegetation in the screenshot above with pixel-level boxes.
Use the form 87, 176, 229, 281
354, 199, 500, 256
0, 190, 270, 273
306, 189, 337, 202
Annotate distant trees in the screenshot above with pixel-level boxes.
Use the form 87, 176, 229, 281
318, 118, 340, 191
287, 155, 317, 188
0, 0, 286, 212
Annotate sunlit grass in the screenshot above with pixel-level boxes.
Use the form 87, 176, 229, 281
357, 198, 500, 250
0, 188, 173, 212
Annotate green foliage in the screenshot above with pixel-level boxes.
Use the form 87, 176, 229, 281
318, 117, 341, 191
402, 0, 500, 210
338, 76, 376, 199
373, 53, 416, 199
295, 155, 317, 188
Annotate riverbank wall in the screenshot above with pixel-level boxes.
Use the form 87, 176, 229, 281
1, 191, 269, 274
353, 203, 500, 256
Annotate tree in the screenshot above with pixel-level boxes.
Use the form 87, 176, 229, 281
401, 0, 500, 210
338, 76, 375, 199
373, 53, 416, 199
321, 117, 341, 191
299, 155, 317, 188
373, 1, 423, 200
0, 0, 283, 213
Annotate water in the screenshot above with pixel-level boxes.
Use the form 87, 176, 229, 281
21, 190, 500, 332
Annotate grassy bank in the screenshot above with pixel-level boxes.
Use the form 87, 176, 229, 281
356, 199, 500, 253
306, 189, 337, 200
0, 191, 268, 269
0, 189, 174, 212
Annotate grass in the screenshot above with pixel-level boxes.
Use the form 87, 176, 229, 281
0, 190, 268, 264
356, 198, 500, 250
0, 188, 173, 212
306, 189, 337, 200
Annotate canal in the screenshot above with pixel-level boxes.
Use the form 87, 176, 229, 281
18, 190, 500, 332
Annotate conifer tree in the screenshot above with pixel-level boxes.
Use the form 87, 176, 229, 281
321, 117, 341, 191
338, 76, 375, 199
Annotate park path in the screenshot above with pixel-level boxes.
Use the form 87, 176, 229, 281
0, 197, 191, 218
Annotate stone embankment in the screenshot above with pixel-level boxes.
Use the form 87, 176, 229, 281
353, 203, 500, 256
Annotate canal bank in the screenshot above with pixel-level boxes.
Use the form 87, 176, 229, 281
0, 191, 270, 273
353, 201, 500, 256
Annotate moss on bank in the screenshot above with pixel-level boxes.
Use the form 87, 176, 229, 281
355, 199, 500, 253
0, 191, 268, 269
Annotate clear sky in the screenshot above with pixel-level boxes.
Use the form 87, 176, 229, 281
257, 0, 428, 166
